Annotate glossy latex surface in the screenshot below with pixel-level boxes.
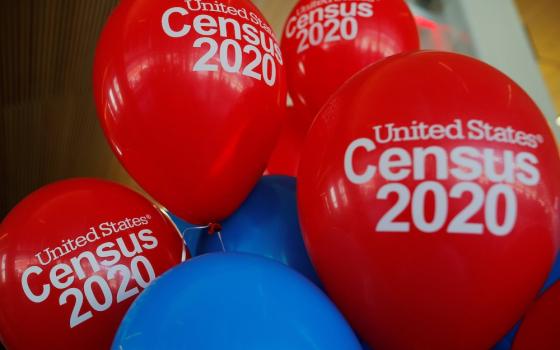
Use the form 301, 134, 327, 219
298, 51, 560, 350
94, 0, 287, 224
197, 175, 320, 285
113, 253, 361, 350
282, 0, 419, 119
0, 178, 186, 350
267, 106, 311, 176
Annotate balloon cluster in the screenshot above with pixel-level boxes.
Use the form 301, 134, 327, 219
1, 0, 560, 349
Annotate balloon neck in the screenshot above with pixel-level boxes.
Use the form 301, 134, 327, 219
207, 223, 223, 235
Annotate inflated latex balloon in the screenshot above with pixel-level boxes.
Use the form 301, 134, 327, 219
112, 253, 361, 350
494, 253, 560, 350
0, 179, 187, 350
266, 106, 312, 176
94, 0, 287, 225
282, 0, 419, 119
298, 51, 560, 350
197, 176, 319, 284
512, 282, 560, 350
166, 211, 203, 255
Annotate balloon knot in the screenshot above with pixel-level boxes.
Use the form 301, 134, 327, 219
207, 223, 222, 235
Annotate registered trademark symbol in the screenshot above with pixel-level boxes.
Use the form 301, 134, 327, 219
146, 214, 151, 220
537, 135, 544, 143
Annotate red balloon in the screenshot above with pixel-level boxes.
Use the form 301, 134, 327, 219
94, 0, 287, 225
266, 105, 312, 176
513, 282, 560, 350
0, 179, 187, 350
298, 51, 560, 349
281, 0, 419, 119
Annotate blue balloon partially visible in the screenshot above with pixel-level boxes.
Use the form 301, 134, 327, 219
166, 211, 203, 256
492, 323, 520, 350
197, 175, 320, 285
543, 252, 560, 292
113, 253, 361, 350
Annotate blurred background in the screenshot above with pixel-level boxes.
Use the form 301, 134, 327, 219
1, 0, 559, 218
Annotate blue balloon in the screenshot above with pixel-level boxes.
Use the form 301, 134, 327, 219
492, 323, 520, 350
543, 252, 560, 292
166, 211, 204, 256
196, 175, 320, 285
113, 253, 361, 350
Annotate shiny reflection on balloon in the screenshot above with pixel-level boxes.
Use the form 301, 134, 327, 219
125, 56, 156, 91
437, 61, 471, 93
506, 83, 513, 107
0, 253, 6, 284
297, 61, 306, 75
107, 77, 124, 119
356, 30, 401, 58
328, 186, 340, 210
337, 178, 350, 208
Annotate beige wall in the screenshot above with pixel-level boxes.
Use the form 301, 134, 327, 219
253, 0, 298, 36
515, 0, 560, 114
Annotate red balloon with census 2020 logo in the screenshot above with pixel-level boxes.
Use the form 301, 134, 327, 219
282, 0, 419, 120
94, 0, 287, 225
0, 178, 187, 350
298, 51, 560, 350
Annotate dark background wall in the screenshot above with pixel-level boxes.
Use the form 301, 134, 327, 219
1, 0, 135, 218
1, 0, 558, 219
